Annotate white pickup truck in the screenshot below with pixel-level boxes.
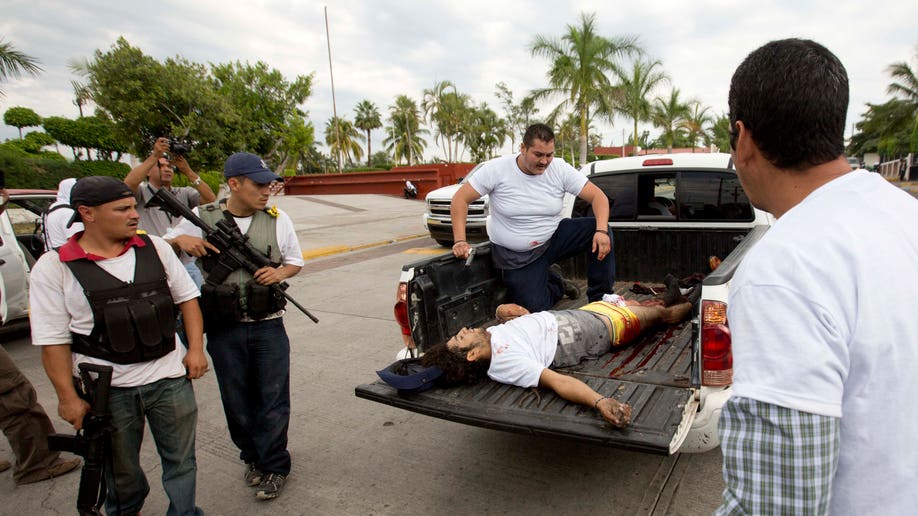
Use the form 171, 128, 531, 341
358, 153, 774, 454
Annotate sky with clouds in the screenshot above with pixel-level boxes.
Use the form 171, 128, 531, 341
1, 0, 916, 161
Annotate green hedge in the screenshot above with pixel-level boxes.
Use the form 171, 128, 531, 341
0, 147, 226, 194
0, 147, 129, 189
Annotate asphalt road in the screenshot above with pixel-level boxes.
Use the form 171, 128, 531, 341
0, 194, 725, 515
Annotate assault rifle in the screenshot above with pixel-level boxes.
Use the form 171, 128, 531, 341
147, 188, 319, 323
48, 363, 114, 516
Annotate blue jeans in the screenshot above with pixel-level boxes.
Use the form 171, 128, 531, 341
207, 318, 291, 475
105, 376, 202, 516
183, 262, 204, 289
501, 217, 616, 312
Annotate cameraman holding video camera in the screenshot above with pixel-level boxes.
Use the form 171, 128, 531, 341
125, 137, 216, 286
125, 137, 216, 237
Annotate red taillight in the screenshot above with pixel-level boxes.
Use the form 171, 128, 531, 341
394, 283, 415, 351
394, 301, 411, 336
394, 283, 410, 335
642, 158, 673, 166
701, 300, 733, 386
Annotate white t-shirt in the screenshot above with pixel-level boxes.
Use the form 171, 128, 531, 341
44, 178, 81, 250
728, 170, 918, 515
44, 204, 82, 250
468, 154, 587, 252
486, 311, 558, 387
29, 236, 200, 388
164, 206, 304, 267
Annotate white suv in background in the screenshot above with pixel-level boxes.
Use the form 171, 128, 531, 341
422, 163, 488, 247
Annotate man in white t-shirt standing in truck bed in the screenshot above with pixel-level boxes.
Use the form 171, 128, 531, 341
450, 123, 614, 312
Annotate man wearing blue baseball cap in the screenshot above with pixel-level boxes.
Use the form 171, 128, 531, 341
166, 152, 303, 501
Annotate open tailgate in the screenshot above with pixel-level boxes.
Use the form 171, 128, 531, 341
357, 375, 696, 454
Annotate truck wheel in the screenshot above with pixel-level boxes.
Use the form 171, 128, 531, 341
435, 239, 453, 247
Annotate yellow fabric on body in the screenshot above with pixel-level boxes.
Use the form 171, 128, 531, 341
578, 301, 641, 346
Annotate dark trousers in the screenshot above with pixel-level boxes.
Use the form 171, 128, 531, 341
0, 346, 61, 484
207, 317, 291, 476
501, 217, 615, 312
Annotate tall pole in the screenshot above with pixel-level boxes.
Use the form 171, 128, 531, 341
325, 6, 341, 174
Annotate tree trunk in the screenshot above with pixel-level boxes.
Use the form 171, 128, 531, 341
275, 154, 290, 175
633, 118, 639, 156
579, 105, 588, 168
366, 129, 372, 167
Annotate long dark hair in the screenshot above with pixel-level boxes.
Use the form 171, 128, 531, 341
420, 343, 490, 387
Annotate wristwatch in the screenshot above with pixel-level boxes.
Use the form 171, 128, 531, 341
191, 177, 202, 186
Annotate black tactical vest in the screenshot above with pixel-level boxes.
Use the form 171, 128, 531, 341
65, 234, 177, 364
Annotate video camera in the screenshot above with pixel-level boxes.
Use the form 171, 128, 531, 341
167, 138, 192, 155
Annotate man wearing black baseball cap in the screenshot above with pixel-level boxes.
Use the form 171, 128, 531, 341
30, 175, 208, 515
166, 153, 302, 501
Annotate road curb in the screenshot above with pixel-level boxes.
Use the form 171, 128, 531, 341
301, 233, 429, 261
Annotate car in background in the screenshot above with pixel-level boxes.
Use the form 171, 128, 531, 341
846, 156, 861, 169
0, 189, 56, 330
422, 163, 488, 247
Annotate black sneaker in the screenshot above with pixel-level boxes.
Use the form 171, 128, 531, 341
550, 264, 581, 300
255, 473, 287, 500
562, 280, 581, 300
662, 274, 683, 306
244, 463, 263, 487
686, 285, 702, 307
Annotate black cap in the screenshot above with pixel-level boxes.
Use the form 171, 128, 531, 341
67, 176, 135, 227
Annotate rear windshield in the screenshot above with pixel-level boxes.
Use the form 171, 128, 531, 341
580, 169, 754, 222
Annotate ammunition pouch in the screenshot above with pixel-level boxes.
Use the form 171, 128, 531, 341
200, 282, 243, 328
245, 281, 287, 320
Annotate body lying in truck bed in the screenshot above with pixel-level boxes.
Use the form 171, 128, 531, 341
357, 277, 700, 455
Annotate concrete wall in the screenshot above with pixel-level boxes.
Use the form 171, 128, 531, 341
283, 163, 475, 198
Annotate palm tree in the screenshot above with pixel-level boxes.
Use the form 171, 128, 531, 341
555, 113, 579, 163
324, 116, 365, 167
680, 101, 713, 152
886, 50, 918, 143
464, 103, 508, 163
530, 12, 642, 166
0, 38, 42, 97
651, 89, 691, 153
613, 60, 669, 154
384, 95, 428, 166
423, 80, 460, 161
887, 51, 918, 105
711, 113, 732, 152
354, 100, 382, 167
71, 80, 92, 117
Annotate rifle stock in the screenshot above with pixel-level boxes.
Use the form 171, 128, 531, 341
148, 188, 318, 323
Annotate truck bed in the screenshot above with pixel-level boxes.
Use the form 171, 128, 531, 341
356, 281, 700, 455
